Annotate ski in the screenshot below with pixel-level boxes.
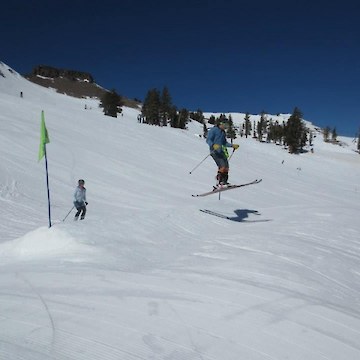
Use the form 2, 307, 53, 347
192, 179, 262, 197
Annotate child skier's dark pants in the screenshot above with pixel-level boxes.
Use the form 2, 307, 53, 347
74, 202, 86, 220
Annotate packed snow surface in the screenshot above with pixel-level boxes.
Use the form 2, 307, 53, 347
1, 61, 360, 359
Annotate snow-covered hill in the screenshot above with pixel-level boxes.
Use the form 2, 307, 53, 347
1, 61, 360, 360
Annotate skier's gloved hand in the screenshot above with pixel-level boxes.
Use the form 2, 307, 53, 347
232, 144, 239, 150
213, 144, 221, 151
85, 202, 88, 205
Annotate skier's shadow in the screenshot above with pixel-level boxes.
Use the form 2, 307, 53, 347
201, 209, 271, 223
230, 209, 270, 222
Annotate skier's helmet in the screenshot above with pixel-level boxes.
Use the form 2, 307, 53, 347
217, 118, 228, 127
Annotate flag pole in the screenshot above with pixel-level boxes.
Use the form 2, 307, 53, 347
44, 146, 52, 228
39, 110, 51, 228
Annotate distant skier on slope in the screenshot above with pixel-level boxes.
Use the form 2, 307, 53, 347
206, 119, 239, 186
74, 179, 88, 220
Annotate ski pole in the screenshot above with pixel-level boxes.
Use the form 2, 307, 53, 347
62, 206, 74, 222
228, 148, 236, 161
189, 153, 211, 174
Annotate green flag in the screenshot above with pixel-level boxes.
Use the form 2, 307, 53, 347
38, 110, 50, 161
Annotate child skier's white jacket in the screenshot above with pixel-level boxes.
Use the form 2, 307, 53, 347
74, 186, 87, 207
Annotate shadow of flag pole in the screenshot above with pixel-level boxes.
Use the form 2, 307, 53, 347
38, 110, 52, 228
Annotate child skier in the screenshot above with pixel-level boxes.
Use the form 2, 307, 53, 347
74, 179, 88, 220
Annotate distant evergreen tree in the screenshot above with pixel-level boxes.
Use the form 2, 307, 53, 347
331, 127, 338, 142
208, 115, 216, 125
284, 107, 307, 153
253, 120, 257, 138
170, 108, 188, 129
203, 123, 208, 138
267, 120, 274, 142
169, 109, 177, 128
323, 126, 331, 142
142, 88, 160, 125
280, 121, 287, 145
198, 110, 205, 124
267, 119, 273, 142
168, 105, 178, 127
257, 112, 267, 142
300, 129, 308, 150
267, 119, 284, 145
274, 121, 285, 145
226, 114, 236, 142
190, 109, 205, 123
141, 87, 175, 126
100, 89, 123, 117
244, 112, 251, 138
160, 86, 172, 126
309, 131, 314, 147
178, 108, 189, 129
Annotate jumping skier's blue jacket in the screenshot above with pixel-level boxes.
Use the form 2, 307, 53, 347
206, 126, 232, 153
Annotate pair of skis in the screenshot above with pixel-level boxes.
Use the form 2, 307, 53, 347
192, 179, 262, 197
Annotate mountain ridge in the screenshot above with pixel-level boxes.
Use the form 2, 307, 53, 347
18, 63, 141, 108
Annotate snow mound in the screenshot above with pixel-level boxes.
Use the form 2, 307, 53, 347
0, 225, 95, 261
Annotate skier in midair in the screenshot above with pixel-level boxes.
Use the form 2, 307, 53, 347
74, 179, 88, 220
206, 120, 239, 186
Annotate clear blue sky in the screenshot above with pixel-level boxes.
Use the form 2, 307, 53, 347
2, 0, 359, 136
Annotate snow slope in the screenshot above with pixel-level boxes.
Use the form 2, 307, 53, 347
1, 61, 360, 360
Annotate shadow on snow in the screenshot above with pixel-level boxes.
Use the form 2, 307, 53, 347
200, 209, 272, 223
